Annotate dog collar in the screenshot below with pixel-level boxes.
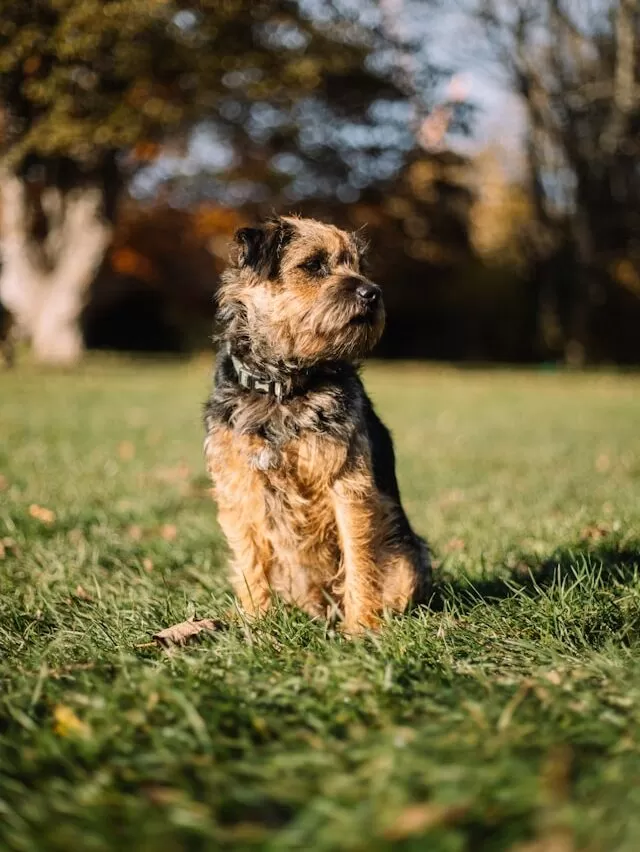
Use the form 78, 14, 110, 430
224, 342, 292, 403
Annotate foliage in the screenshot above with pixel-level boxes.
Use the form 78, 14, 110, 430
466, 0, 640, 364
2, 359, 640, 849
0, 0, 435, 197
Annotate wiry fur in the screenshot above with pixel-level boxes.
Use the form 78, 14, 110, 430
204, 215, 430, 633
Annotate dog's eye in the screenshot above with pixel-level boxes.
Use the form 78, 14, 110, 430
300, 254, 327, 275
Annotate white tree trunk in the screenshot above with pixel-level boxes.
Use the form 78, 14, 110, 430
0, 172, 112, 365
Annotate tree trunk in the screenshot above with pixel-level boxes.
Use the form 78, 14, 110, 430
0, 172, 112, 365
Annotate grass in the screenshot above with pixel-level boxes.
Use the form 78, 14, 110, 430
2, 357, 640, 852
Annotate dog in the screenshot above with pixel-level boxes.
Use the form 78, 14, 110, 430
204, 215, 430, 633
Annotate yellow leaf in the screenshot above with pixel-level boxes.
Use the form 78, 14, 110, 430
29, 504, 56, 524
53, 705, 91, 739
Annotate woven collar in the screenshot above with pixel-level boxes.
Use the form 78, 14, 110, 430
224, 342, 292, 402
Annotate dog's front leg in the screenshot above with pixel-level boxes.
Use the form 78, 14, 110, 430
217, 504, 272, 618
331, 462, 383, 634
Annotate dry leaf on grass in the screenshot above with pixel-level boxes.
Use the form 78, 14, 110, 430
444, 537, 465, 552
0, 474, 7, 490
142, 557, 154, 573
159, 524, 178, 542
53, 704, 91, 739
29, 504, 56, 524
118, 440, 135, 460
152, 618, 223, 648
579, 523, 610, 542
73, 585, 92, 602
384, 802, 469, 840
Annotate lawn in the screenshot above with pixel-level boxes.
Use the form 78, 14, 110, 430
1, 357, 640, 852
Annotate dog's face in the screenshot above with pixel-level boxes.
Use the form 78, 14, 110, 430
219, 216, 385, 366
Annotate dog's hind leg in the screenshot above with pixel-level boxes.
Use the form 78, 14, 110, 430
381, 538, 431, 613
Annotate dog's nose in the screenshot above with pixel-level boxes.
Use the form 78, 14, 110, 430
355, 283, 381, 305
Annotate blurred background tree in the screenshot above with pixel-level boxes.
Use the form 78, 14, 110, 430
1, 0, 639, 366
0, 0, 455, 363
465, 0, 640, 365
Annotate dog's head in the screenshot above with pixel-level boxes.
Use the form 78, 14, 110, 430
218, 215, 385, 367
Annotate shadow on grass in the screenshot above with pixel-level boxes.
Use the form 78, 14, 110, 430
431, 538, 640, 612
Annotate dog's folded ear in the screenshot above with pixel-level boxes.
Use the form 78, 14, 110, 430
231, 218, 294, 277
351, 228, 370, 271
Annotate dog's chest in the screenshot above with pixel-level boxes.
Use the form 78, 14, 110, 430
206, 424, 347, 547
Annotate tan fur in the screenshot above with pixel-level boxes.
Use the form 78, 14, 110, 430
219, 216, 384, 367
206, 424, 420, 633
205, 216, 426, 633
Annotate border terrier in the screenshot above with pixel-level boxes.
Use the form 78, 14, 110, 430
204, 215, 430, 633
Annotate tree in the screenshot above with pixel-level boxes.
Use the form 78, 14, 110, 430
464, 0, 640, 365
0, 0, 440, 363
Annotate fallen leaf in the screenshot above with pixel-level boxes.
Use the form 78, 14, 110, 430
142, 557, 154, 572
444, 537, 465, 552
0, 474, 7, 490
580, 523, 610, 542
118, 440, 135, 460
159, 524, 178, 542
152, 617, 223, 648
53, 704, 91, 739
543, 670, 563, 686
0, 542, 4, 560
384, 802, 469, 840
73, 585, 92, 602
128, 524, 144, 541
29, 504, 56, 524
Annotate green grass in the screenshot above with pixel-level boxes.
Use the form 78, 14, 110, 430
2, 357, 640, 852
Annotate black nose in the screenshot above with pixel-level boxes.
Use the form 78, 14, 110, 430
355, 283, 381, 305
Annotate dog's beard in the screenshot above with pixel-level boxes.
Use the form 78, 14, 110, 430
218, 274, 385, 369
250, 298, 385, 367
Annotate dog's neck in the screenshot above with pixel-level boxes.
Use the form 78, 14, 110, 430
221, 339, 348, 403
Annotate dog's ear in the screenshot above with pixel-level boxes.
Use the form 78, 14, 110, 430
231, 219, 294, 277
232, 227, 265, 270
351, 228, 370, 272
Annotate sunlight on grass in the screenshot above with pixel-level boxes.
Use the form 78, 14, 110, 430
1, 358, 640, 851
